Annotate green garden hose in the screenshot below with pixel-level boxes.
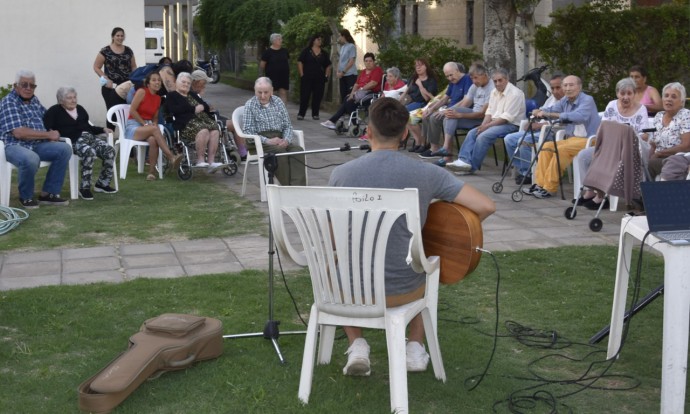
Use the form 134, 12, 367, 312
0, 206, 29, 235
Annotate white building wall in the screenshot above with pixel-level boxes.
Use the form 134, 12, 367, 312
0, 0, 144, 125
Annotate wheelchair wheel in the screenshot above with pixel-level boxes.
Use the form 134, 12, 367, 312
335, 120, 345, 135
223, 163, 238, 176
564, 206, 576, 220
178, 163, 193, 180
511, 190, 523, 202
349, 125, 360, 137
589, 218, 603, 232
492, 182, 503, 194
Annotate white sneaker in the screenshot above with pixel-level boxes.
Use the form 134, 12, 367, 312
343, 338, 371, 376
406, 341, 430, 372
207, 162, 224, 174
445, 159, 472, 172
321, 120, 336, 130
195, 161, 209, 168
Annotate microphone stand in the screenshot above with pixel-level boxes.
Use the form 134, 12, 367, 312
222, 142, 370, 364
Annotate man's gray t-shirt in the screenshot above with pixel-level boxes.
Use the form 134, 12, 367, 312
329, 150, 463, 296
463, 79, 495, 112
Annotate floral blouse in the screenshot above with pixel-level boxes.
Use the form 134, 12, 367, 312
651, 108, 690, 152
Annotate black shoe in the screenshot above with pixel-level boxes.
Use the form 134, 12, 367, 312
573, 196, 594, 206
515, 174, 532, 185
584, 198, 610, 210
38, 193, 69, 206
94, 183, 117, 194
312, 115, 320, 120
418, 149, 436, 159
408, 145, 421, 153
415, 144, 430, 154
240, 155, 247, 162
20, 198, 39, 209
79, 189, 94, 200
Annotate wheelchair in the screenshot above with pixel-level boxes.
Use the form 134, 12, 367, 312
164, 113, 241, 181
334, 92, 378, 137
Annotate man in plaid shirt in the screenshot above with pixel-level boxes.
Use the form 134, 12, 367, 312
0, 70, 72, 208
242, 77, 306, 186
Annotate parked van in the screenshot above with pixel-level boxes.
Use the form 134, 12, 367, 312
145, 28, 165, 64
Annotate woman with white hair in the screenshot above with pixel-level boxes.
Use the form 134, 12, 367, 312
43, 87, 117, 200
166, 72, 222, 170
260, 33, 290, 104
648, 82, 690, 179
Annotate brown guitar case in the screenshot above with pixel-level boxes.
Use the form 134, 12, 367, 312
422, 201, 483, 284
78, 314, 223, 414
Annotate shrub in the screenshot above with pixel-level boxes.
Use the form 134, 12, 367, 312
376, 35, 482, 89
0, 84, 12, 99
534, 2, 690, 108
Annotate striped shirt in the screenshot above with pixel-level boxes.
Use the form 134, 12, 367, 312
0, 90, 47, 151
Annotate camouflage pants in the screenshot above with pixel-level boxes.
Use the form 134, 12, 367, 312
73, 132, 116, 189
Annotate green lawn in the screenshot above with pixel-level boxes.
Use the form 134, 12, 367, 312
0, 246, 681, 413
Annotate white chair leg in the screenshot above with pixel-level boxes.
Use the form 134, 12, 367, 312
609, 195, 619, 211
157, 148, 164, 179
317, 325, 336, 364
0, 168, 10, 207
136, 146, 146, 174
298, 306, 319, 405
69, 156, 79, 199
241, 158, 251, 196
258, 159, 267, 202
119, 140, 131, 179
421, 308, 446, 382
385, 316, 409, 414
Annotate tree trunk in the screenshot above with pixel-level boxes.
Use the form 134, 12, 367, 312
483, 0, 517, 81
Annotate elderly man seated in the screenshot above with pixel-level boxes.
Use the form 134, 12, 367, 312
242, 77, 306, 186
0, 70, 73, 208
446, 68, 525, 175
522, 75, 600, 199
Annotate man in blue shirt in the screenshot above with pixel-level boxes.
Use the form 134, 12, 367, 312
522, 75, 600, 199
411, 62, 473, 157
0, 70, 72, 208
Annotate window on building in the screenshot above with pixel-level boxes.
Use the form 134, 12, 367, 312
400, 5, 406, 34
466, 0, 474, 45
412, 4, 418, 35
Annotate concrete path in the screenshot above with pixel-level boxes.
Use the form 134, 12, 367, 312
0, 80, 628, 291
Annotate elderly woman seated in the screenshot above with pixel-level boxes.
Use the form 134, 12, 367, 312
382, 67, 407, 100
647, 82, 690, 179
166, 72, 222, 170
43, 86, 117, 200
574, 77, 649, 210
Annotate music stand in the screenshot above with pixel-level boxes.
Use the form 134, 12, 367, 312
223, 143, 370, 364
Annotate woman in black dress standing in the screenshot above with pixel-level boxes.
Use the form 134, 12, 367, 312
297, 35, 332, 120
260, 33, 290, 104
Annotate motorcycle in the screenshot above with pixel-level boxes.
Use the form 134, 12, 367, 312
195, 53, 220, 84
517, 65, 551, 108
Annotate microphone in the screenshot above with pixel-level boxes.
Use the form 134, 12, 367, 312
641, 128, 657, 133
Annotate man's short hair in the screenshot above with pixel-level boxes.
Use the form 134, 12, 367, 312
255, 76, 273, 89
468, 63, 488, 77
550, 73, 563, 82
368, 97, 408, 141
15, 69, 35, 83
491, 67, 510, 79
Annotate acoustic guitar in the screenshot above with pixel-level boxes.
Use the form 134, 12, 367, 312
422, 201, 483, 284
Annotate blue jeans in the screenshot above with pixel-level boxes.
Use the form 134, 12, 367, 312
458, 123, 518, 171
4, 141, 72, 200
443, 107, 482, 135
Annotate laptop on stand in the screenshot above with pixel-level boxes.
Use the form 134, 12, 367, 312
640, 180, 690, 245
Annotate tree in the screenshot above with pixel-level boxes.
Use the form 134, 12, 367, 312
534, 2, 690, 107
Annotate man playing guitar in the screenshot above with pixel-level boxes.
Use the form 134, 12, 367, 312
329, 97, 495, 376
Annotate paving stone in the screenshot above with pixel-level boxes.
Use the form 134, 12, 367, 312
122, 253, 179, 268
120, 243, 173, 256
177, 250, 238, 265
126, 266, 186, 279
62, 246, 118, 260
184, 262, 244, 276
62, 270, 124, 285
4, 250, 61, 264
63, 257, 121, 274
0, 261, 61, 278
0, 274, 61, 291
171, 238, 228, 252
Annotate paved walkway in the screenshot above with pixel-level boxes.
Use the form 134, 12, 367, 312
0, 81, 628, 291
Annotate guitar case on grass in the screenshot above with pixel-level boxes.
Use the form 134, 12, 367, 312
78, 313, 223, 413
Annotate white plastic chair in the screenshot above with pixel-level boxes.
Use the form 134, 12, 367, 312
1, 138, 77, 207
232, 106, 307, 202
267, 185, 446, 413
106, 104, 163, 180
68, 129, 119, 194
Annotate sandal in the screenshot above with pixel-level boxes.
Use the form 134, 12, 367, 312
146, 173, 156, 181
